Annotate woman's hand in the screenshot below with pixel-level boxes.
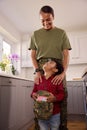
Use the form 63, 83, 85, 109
51, 72, 65, 85
34, 72, 42, 84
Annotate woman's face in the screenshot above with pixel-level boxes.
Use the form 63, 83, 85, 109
40, 12, 54, 30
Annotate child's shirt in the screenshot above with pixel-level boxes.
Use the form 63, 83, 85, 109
31, 75, 64, 115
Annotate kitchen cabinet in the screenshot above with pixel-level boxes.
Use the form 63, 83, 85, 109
21, 41, 33, 67
67, 81, 85, 114
68, 32, 87, 64
16, 79, 26, 129
16, 80, 34, 130
0, 76, 34, 130
0, 77, 17, 130
23, 81, 34, 124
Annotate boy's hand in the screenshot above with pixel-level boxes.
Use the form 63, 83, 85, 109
47, 93, 56, 102
32, 92, 38, 100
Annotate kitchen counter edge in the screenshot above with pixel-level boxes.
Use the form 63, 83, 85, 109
0, 73, 33, 81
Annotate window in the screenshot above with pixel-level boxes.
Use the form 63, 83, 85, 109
0, 39, 12, 61
3, 41, 11, 56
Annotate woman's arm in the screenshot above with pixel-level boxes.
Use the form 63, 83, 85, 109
31, 50, 39, 69
30, 50, 42, 84
62, 49, 69, 75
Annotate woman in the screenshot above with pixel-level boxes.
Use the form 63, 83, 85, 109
29, 5, 71, 130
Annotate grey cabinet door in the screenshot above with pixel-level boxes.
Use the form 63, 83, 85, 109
67, 85, 74, 114
0, 77, 16, 130
16, 79, 34, 129
25, 81, 34, 123
15, 79, 26, 129
67, 81, 85, 114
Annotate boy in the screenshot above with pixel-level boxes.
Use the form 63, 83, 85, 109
31, 59, 64, 130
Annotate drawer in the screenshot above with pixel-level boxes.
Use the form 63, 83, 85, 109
28, 81, 34, 87
20, 80, 29, 87
67, 81, 83, 87
0, 77, 16, 86
20, 80, 34, 87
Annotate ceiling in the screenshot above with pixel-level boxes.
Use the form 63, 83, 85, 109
0, 0, 87, 34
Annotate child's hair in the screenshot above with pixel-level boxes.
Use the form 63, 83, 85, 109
52, 59, 64, 75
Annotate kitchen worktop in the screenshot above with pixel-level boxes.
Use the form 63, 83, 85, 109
0, 71, 32, 81
67, 77, 84, 82
0, 71, 84, 82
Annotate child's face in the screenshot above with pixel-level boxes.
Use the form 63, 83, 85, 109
43, 61, 57, 72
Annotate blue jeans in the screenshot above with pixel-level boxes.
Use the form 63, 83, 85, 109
38, 113, 60, 130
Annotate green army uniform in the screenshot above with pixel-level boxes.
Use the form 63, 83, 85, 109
29, 27, 71, 130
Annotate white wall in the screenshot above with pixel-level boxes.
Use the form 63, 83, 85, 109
20, 67, 34, 81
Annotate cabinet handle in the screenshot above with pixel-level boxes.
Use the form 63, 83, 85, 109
26, 86, 32, 88
8, 81, 12, 83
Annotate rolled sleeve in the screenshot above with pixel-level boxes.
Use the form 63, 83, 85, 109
62, 31, 72, 51
28, 34, 37, 50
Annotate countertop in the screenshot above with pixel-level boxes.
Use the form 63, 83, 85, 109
0, 72, 84, 82
67, 77, 84, 82
0, 72, 33, 81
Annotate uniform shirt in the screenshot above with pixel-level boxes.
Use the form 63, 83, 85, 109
29, 27, 71, 60
31, 75, 65, 115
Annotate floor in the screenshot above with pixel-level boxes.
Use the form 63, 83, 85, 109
27, 114, 87, 130
67, 121, 86, 130
27, 121, 86, 130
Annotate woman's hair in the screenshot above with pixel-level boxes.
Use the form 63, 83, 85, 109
40, 5, 54, 17
52, 59, 64, 75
